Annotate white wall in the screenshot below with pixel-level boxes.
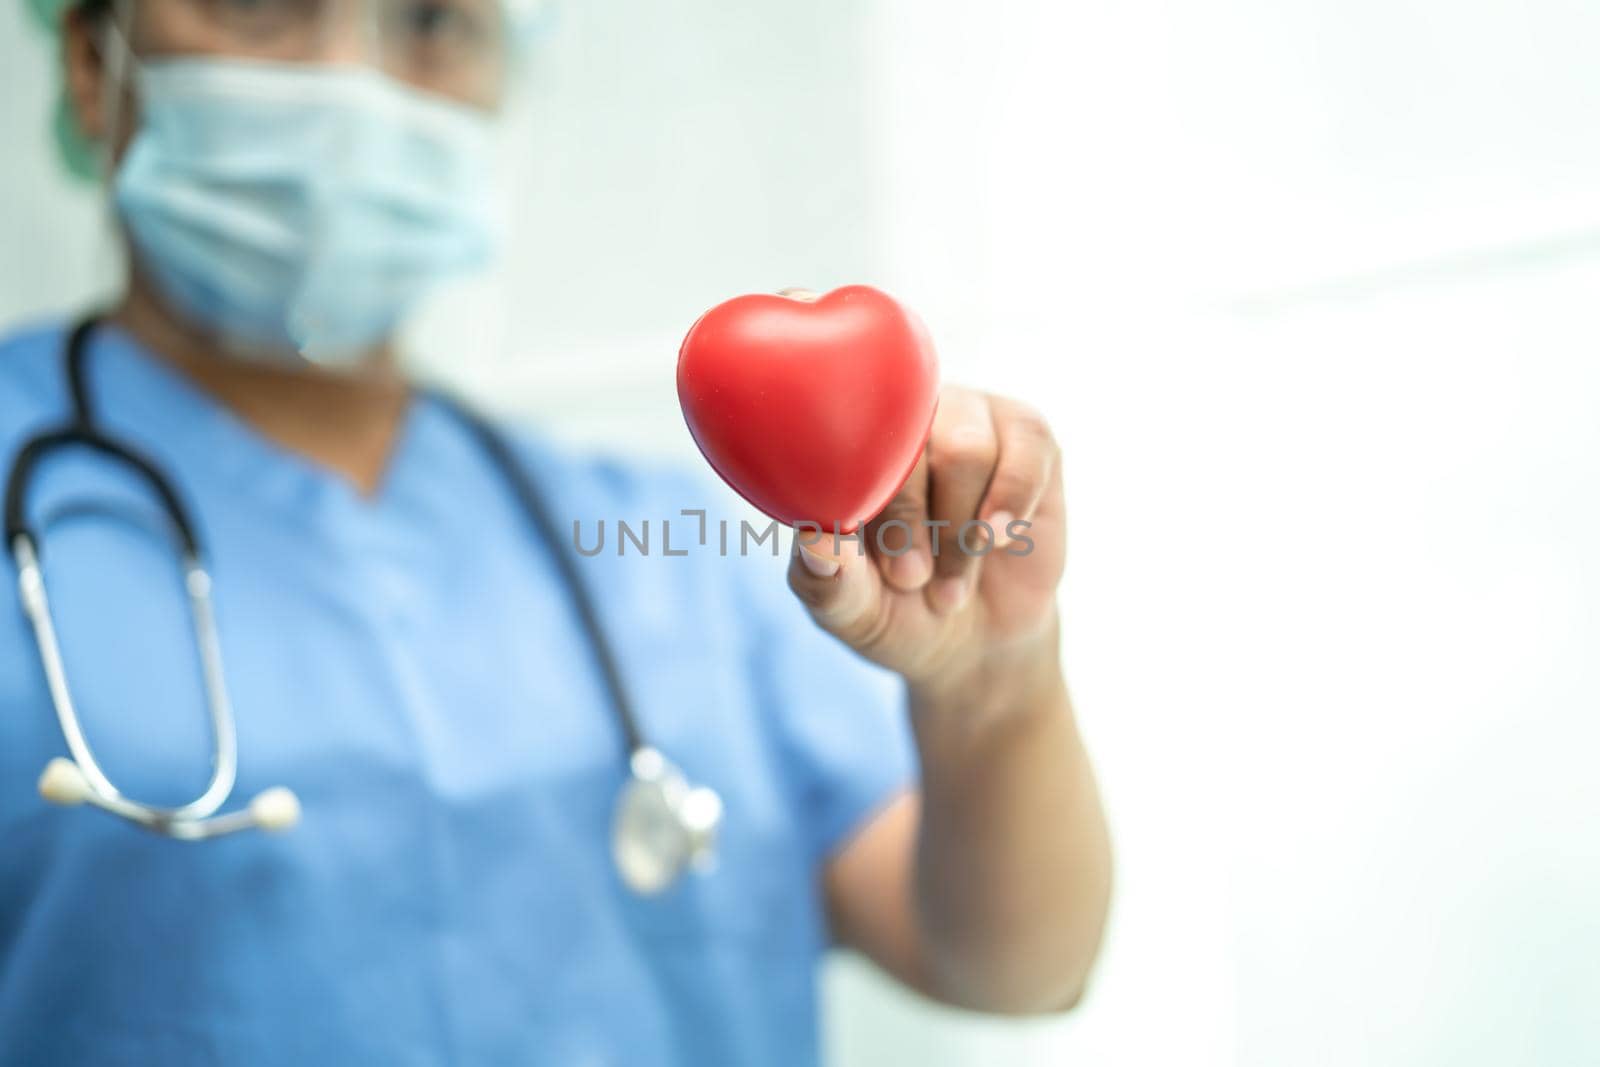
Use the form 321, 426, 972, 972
4, 2, 1598, 1065
831, 2, 1600, 1065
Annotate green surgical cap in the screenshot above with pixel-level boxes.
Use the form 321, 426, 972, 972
24, 0, 101, 180
24, 0, 72, 31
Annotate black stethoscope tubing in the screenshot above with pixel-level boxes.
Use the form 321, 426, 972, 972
5, 313, 647, 757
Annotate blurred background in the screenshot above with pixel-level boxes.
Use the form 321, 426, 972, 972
4, 0, 1598, 1063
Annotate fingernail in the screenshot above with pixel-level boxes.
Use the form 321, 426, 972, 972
929, 574, 971, 614
798, 544, 840, 577
987, 511, 1014, 548
890, 548, 932, 589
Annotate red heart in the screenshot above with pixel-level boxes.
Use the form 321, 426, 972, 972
677, 285, 940, 533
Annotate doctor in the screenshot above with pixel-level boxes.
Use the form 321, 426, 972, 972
0, 0, 1111, 1063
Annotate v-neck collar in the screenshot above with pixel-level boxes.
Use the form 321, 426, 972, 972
77, 320, 437, 534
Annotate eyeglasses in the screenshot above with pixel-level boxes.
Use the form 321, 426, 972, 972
142, 0, 509, 100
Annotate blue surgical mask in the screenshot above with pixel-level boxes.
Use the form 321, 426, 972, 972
111, 56, 499, 362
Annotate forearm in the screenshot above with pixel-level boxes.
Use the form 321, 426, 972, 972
908, 612, 1112, 1013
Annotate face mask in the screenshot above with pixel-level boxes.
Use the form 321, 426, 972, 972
110, 54, 499, 362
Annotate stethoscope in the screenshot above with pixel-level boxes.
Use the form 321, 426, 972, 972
3, 315, 722, 895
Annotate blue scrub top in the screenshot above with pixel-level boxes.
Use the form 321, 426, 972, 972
0, 320, 918, 1066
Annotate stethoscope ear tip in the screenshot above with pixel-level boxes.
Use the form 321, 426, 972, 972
248, 786, 302, 832
38, 757, 93, 807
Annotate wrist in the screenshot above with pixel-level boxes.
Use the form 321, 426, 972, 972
906, 611, 1066, 726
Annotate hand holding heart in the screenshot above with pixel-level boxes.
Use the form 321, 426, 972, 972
787, 378, 1065, 698
678, 286, 1065, 699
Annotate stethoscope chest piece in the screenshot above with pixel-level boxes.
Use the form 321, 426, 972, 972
612, 747, 723, 896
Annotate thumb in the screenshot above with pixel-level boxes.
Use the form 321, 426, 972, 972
786, 528, 883, 647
